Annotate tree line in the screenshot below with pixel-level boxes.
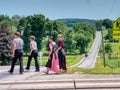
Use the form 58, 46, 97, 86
1, 14, 116, 65
0, 14, 96, 56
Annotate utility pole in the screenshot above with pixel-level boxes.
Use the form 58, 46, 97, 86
101, 26, 106, 67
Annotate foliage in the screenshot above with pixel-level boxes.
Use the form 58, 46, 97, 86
102, 19, 112, 29
73, 23, 96, 53
46, 21, 68, 41
56, 18, 96, 28
64, 29, 76, 53
0, 15, 10, 22
18, 14, 47, 53
11, 15, 21, 27
0, 15, 13, 29
105, 43, 112, 53
0, 24, 13, 65
95, 20, 102, 30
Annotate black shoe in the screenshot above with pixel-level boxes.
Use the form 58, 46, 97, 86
20, 72, 23, 75
25, 68, 29, 71
35, 70, 40, 72
8, 71, 13, 74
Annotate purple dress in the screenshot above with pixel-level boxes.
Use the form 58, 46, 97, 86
58, 40, 67, 71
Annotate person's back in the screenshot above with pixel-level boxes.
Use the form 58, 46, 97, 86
13, 37, 24, 50
30, 40, 37, 50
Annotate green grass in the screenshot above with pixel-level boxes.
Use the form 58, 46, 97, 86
23, 55, 84, 67
67, 57, 120, 74
105, 42, 119, 68
104, 42, 120, 68
106, 59, 120, 68
101, 29, 120, 68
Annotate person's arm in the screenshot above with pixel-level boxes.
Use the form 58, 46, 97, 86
56, 41, 63, 52
56, 47, 62, 52
29, 43, 35, 56
48, 44, 53, 60
12, 44, 16, 58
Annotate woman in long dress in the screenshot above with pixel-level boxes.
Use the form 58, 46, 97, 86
56, 34, 67, 72
45, 36, 60, 74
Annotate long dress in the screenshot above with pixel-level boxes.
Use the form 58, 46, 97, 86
45, 42, 60, 73
58, 40, 67, 71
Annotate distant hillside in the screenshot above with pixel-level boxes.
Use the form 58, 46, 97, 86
56, 18, 96, 28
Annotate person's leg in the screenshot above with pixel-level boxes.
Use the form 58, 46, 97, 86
34, 53, 40, 71
18, 52, 24, 74
26, 55, 32, 70
9, 57, 17, 73
63, 55, 67, 72
9, 51, 18, 73
58, 52, 62, 70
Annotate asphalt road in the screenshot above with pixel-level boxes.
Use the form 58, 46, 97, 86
73, 31, 102, 69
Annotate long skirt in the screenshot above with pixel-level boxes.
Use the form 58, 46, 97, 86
58, 49, 67, 71
46, 53, 60, 73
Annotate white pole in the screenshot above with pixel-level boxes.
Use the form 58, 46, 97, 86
38, 51, 43, 67
40, 55, 42, 66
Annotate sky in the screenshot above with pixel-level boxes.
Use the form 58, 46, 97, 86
0, 0, 120, 20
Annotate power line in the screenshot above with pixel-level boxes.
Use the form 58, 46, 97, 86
107, 0, 117, 19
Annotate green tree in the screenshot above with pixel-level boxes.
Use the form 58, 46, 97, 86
105, 44, 112, 53
73, 23, 96, 53
64, 29, 76, 53
18, 14, 47, 52
102, 19, 112, 29
11, 15, 21, 27
17, 18, 30, 54
46, 21, 68, 40
0, 24, 13, 65
0, 15, 10, 22
30, 14, 46, 51
95, 20, 102, 30
0, 15, 13, 29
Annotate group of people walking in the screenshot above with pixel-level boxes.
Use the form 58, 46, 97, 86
8, 32, 67, 75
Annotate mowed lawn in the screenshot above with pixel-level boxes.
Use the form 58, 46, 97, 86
66, 42, 120, 74
105, 42, 120, 68
23, 55, 84, 67
67, 57, 120, 74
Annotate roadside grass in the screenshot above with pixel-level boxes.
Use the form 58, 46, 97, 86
23, 55, 84, 67
104, 42, 120, 68
66, 41, 120, 74
22, 53, 120, 74
67, 57, 120, 74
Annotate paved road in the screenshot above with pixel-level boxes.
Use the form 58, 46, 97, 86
73, 31, 102, 69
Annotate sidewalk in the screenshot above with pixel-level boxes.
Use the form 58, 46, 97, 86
0, 66, 120, 90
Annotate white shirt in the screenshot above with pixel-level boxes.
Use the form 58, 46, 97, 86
30, 40, 37, 50
13, 38, 24, 50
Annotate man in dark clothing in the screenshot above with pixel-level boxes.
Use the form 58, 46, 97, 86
9, 32, 24, 74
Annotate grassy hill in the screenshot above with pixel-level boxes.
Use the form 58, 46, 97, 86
56, 18, 96, 28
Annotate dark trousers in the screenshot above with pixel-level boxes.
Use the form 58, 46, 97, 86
26, 50, 40, 71
9, 50, 24, 73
